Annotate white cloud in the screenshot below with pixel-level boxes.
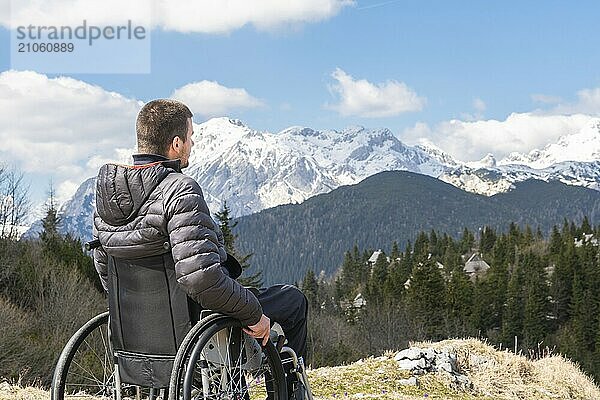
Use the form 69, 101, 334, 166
170, 81, 265, 118
403, 86, 600, 162
531, 93, 562, 104
53, 147, 135, 201
530, 88, 600, 115
473, 98, 486, 112
326, 68, 425, 118
403, 112, 592, 162
0, 71, 265, 203
55, 180, 80, 205
551, 88, 600, 115
0, 70, 142, 198
1, 0, 353, 33
0, 71, 265, 204
460, 97, 486, 121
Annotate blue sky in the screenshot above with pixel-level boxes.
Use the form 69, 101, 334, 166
1, 0, 600, 209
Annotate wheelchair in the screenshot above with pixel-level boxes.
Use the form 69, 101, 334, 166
50, 240, 313, 400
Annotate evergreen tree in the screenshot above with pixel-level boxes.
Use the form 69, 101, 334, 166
551, 238, 576, 325
384, 241, 415, 304
470, 277, 499, 339
38, 184, 102, 291
301, 269, 319, 309
569, 221, 578, 237
354, 244, 369, 285
40, 184, 61, 249
491, 234, 509, 268
548, 225, 563, 257
406, 259, 446, 339
523, 225, 534, 246
441, 240, 461, 277
413, 232, 429, 258
567, 263, 598, 367
561, 218, 570, 237
502, 262, 524, 350
336, 251, 355, 300
484, 259, 509, 332
580, 216, 592, 235
390, 241, 400, 260
479, 226, 497, 255
383, 257, 405, 303
366, 252, 388, 305
404, 241, 413, 267
429, 229, 440, 256
215, 201, 262, 287
459, 227, 475, 254
336, 247, 367, 301
522, 252, 549, 348
445, 264, 474, 335
535, 226, 544, 240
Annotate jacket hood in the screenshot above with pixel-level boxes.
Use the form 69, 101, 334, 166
95, 162, 176, 226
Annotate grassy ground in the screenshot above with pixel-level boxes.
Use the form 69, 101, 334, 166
307, 356, 482, 400
2, 339, 599, 400
0, 382, 49, 400
307, 338, 600, 400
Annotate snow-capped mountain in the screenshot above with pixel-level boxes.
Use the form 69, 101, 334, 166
499, 120, 600, 169
466, 153, 497, 169
440, 160, 600, 196
25, 117, 600, 241
439, 119, 600, 195
186, 118, 454, 216
24, 177, 96, 239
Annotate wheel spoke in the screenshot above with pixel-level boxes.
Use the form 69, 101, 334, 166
173, 317, 285, 400
70, 359, 103, 385
56, 314, 116, 400
82, 335, 109, 374
65, 370, 106, 385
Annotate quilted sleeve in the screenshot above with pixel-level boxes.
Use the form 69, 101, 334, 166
92, 211, 109, 292
164, 176, 263, 326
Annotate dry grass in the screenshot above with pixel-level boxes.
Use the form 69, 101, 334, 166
3, 339, 599, 400
0, 381, 49, 400
412, 338, 600, 399
307, 355, 485, 400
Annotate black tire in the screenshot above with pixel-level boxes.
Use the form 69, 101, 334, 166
51, 311, 115, 400
169, 315, 287, 400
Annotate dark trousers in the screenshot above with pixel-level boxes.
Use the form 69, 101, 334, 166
256, 284, 308, 360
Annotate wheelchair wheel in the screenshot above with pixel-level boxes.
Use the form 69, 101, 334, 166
51, 311, 115, 399
169, 315, 287, 400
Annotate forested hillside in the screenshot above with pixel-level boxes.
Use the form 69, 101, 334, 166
2, 189, 600, 387
301, 218, 600, 383
235, 171, 600, 285
0, 207, 105, 385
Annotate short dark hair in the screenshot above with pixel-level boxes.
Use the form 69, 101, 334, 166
136, 99, 193, 155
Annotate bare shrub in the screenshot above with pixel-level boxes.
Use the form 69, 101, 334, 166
0, 166, 30, 240
0, 238, 105, 386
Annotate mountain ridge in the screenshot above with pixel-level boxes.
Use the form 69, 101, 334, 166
233, 170, 600, 284
23, 117, 600, 243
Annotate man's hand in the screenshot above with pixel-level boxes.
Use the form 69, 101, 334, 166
243, 314, 271, 346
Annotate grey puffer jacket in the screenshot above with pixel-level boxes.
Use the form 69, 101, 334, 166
92, 160, 263, 326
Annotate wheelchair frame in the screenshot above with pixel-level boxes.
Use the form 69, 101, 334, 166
51, 240, 314, 399
51, 310, 315, 400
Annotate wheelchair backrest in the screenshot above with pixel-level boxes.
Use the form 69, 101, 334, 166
107, 252, 199, 388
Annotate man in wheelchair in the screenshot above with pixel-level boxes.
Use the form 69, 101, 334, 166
90, 99, 309, 399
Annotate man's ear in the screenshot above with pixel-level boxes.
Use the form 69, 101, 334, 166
166, 136, 180, 159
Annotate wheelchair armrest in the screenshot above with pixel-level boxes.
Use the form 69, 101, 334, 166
270, 322, 286, 352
